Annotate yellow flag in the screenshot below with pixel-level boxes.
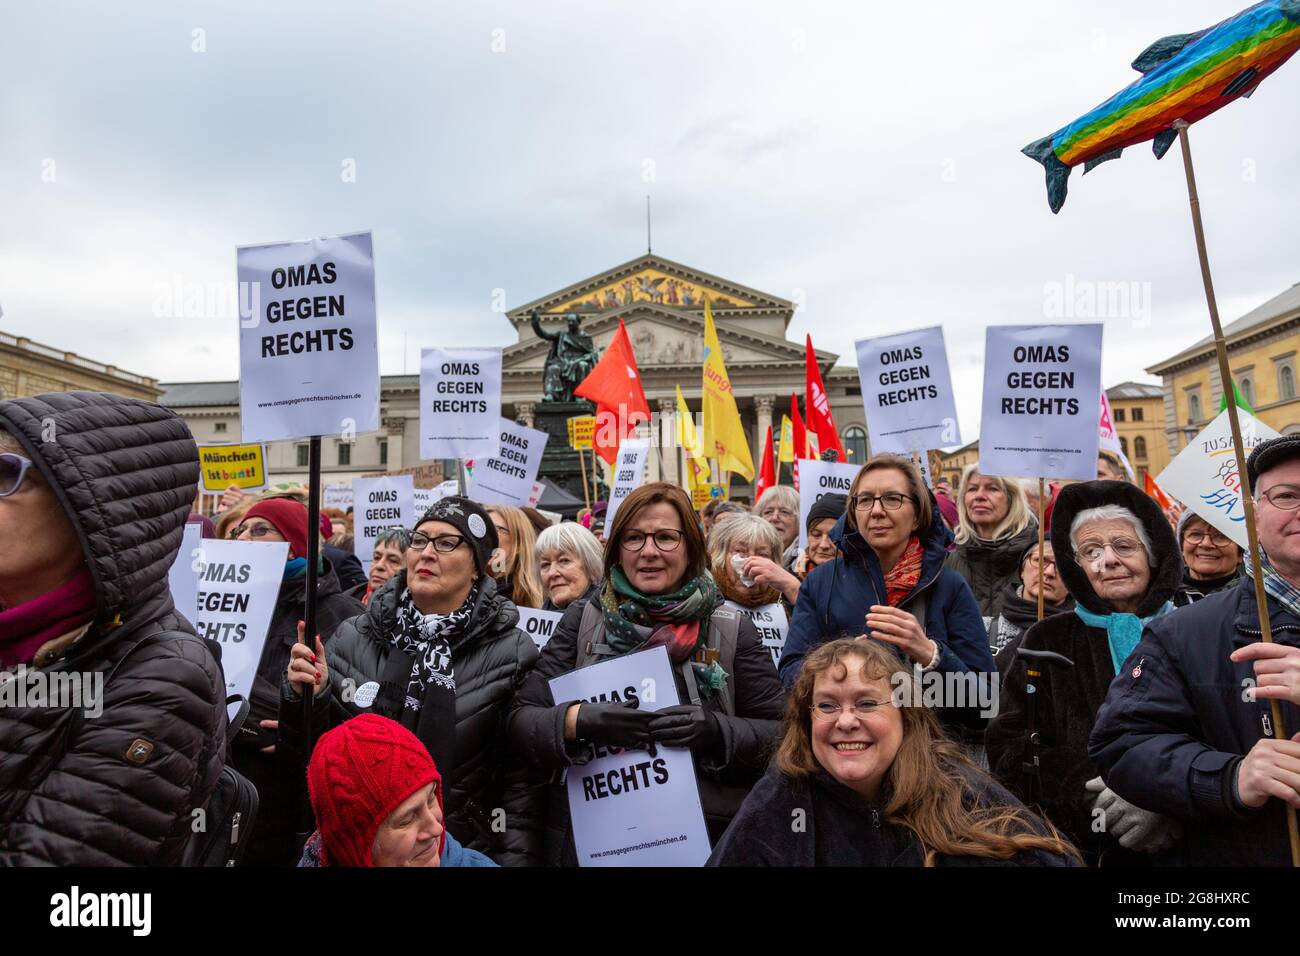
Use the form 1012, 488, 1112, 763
702, 299, 755, 481
777, 415, 795, 464
675, 385, 707, 491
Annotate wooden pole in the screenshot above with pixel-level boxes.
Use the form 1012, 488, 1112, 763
577, 447, 591, 511
1175, 119, 1299, 865
1036, 477, 1046, 622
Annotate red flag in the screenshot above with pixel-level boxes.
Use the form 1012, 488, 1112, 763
1144, 472, 1174, 511
754, 425, 776, 501
790, 394, 807, 490
805, 336, 846, 461
575, 319, 650, 464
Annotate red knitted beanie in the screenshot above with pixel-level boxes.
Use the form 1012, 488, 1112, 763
243, 498, 310, 560
306, 714, 442, 867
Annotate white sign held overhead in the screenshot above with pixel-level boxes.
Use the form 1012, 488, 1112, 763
467, 418, 549, 507
236, 232, 380, 443
798, 458, 860, 550
548, 646, 711, 867
323, 483, 354, 510
517, 607, 564, 651
855, 326, 960, 455
1155, 408, 1280, 550
419, 348, 502, 461
979, 323, 1103, 481
353, 475, 415, 573
604, 439, 651, 531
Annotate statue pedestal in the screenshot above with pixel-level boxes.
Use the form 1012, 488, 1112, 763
533, 400, 604, 505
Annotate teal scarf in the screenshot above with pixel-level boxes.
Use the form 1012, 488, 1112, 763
1074, 601, 1173, 673
283, 556, 326, 580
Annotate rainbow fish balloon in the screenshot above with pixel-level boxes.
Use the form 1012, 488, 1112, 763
1025, 0, 1300, 212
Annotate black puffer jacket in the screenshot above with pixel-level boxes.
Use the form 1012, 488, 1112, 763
280, 572, 541, 866
0, 392, 226, 865
946, 521, 1039, 621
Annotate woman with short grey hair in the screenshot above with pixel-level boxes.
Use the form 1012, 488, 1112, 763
755, 485, 800, 551
535, 521, 604, 611
711, 511, 802, 606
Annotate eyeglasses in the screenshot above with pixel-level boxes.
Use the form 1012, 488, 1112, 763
1024, 554, 1057, 571
810, 699, 882, 721
1258, 485, 1300, 512
1184, 529, 1232, 546
850, 492, 915, 512
620, 529, 684, 552
233, 523, 280, 540
1074, 538, 1142, 562
410, 530, 468, 553
0, 453, 35, 497
760, 507, 796, 520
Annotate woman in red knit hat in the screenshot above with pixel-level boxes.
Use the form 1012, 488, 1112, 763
300, 714, 495, 867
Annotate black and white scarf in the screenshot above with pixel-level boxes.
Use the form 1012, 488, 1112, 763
389, 582, 477, 714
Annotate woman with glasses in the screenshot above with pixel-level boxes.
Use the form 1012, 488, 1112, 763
779, 455, 993, 698
1173, 512, 1242, 607
282, 496, 541, 866
508, 482, 785, 864
708, 639, 1079, 866
364, 527, 409, 605
946, 466, 1039, 623
755, 485, 800, 552
986, 480, 1182, 865
986, 540, 1075, 657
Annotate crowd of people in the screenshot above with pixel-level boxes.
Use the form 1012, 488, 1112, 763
2, 390, 1299, 868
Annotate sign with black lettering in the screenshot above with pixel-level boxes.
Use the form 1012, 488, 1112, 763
353, 474, 415, 573
604, 439, 651, 532
236, 232, 380, 442
419, 347, 502, 460
797, 458, 860, 550
548, 646, 711, 866
979, 324, 1103, 480
723, 601, 789, 670
855, 326, 960, 455
467, 418, 548, 507
197, 443, 268, 493
517, 607, 564, 651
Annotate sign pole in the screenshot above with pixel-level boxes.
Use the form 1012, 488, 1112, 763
455, 458, 466, 495
1175, 118, 1298, 866
295, 434, 322, 853
577, 447, 592, 511
1036, 477, 1046, 622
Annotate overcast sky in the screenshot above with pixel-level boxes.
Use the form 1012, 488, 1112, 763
3, 0, 1298, 443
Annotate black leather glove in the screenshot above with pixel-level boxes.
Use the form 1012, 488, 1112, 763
646, 705, 720, 749
575, 699, 656, 749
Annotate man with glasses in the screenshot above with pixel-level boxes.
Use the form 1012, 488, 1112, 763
1173, 513, 1243, 607
1091, 435, 1300, 865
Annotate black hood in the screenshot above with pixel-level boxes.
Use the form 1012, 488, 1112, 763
0, 391, 199, 630
1049, 479, 1181, 617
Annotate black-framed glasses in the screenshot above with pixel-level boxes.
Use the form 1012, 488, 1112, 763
0, 453, 35, 497
850, 492, 915, 512
1258, 485, 1300, 512
410, 530, 468, 553
620, 529, 684, 552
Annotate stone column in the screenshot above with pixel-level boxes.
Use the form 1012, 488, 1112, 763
382, 416, 406, 470
753, 394, 775, 483
658, 397, 679, 487
515, 401, 536, 428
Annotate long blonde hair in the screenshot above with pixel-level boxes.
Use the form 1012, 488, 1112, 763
954, 464, 1033, 544
486, 505, 543, 609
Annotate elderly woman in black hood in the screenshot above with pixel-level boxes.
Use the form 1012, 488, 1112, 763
986, 480, 1183, 865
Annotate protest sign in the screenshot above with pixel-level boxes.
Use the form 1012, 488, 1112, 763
604, 439, 651, 531
353, 475, 415, 572
197, 443, 267, 493
467, 418, 548, 507
419, 348, 502, 460
190, 539, 287, 701
723, 601, 789, 670
517, 607, 564, 651
979, 323, 1103, 480
855, 326, 960, 455
1155, 408, 1280, 550
323, 482, 354, 510
798, 458, 860, 549
167, 523, 203, 624
237, 232, 380, 443
1098, 392, 1136, 479
692, 483, 726, 510
528, 481, 545, 508
548, 646, 711, 867
568, 415, 596, 450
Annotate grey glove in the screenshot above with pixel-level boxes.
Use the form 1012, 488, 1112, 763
1085, 776, 1181, 853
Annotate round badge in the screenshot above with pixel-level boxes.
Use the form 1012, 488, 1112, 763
354, 681, 380, 708
468, 513, 487, 538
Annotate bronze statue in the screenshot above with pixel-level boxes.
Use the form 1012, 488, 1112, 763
530, 309, 597, 403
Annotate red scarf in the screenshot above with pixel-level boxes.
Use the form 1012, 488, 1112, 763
884, 536, 923, 607
0, 568, 97, 668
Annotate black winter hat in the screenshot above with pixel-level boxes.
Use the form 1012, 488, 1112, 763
1247, 434, 1300, 491
806, 493, 848, 530
415, 496, 499, 577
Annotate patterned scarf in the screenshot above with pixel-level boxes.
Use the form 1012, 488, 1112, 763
601, 567, 728, 697
389, 582, 476, 714
884, 536, 924, 607
1244, 554, 1300, 616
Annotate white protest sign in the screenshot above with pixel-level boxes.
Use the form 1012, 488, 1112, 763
192, 539, 288, 702
237, 232, 380, 443
979, 323, 1103, 480
855, 326, 960, 454
467, 418, 548, 506
548, 646, 711, 867
1155, 408, 1280, 550
517, 607, 564, 651
323, 483, 354, 510
167, 523, 203, 623
604, 439, 651, 531
798, 458, 860, 550
353, 475, 415, 572
413, 479, 461, 518
724, 601, 789, 670
419, 348, 502, 460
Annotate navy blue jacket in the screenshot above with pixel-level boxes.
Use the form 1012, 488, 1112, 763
779, 505, 994, 689
1090, 579, 1300, 866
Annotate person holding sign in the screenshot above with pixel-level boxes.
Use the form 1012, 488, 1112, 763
534, 523, 603, 611
946, 467, 1039, 622
487, 505, 544, 610
987, 481, 1181, 866
508, 482, 785, 864
709, 638, 1079, 867
1172, 513, 1242, 608
282, 496, 541, 866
